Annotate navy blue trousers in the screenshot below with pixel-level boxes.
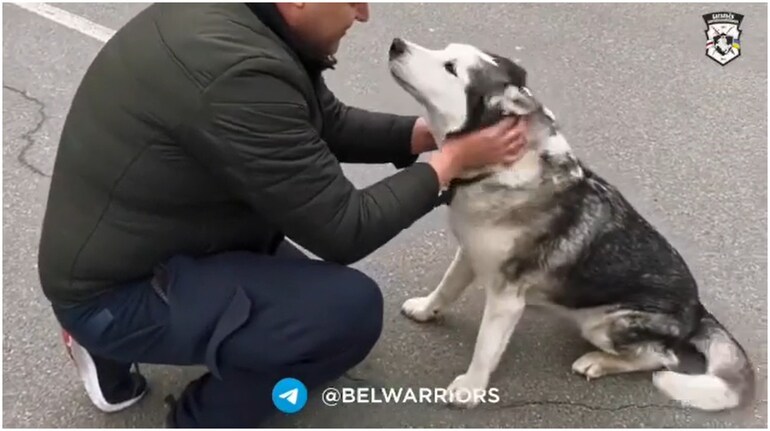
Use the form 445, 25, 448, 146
53, 242, 383, 427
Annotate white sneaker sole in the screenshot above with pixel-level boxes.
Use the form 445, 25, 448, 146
62, 331, 146, 413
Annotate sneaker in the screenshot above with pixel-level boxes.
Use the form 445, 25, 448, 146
62, 329, 148, 412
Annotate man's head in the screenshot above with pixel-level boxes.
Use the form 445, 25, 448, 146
276, 3, 369, 59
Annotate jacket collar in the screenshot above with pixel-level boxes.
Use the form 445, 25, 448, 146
246, 3, 336, 78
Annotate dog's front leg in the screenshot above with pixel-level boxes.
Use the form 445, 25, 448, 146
447, 282, 525, 408
402, 247, 474, 322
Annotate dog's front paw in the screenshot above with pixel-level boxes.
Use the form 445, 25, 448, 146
571, 351, 612, 380
401, 296, 439, 322
446, 373, 488, 408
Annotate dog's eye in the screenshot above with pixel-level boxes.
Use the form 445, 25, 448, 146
444, 61, 457, 76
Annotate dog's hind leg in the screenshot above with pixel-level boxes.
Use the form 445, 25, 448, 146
447, 280, 525, 408
572, 310, 681, 379
572, 344, 678, 379
402, 247, 474, 322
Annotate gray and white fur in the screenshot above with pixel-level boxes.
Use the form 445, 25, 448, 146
388, 37, 755, 411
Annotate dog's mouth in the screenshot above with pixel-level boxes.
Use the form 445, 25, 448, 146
389, 67, 427, 103
389, 68, 412, 91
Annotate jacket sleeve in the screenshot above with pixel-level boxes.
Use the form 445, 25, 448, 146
181, 61, 440, 264
316, 78, 420, 168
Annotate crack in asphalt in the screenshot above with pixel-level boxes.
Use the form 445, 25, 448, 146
490, 398, 687, 412
342, 372, 368, 382
3, 84, 51, 177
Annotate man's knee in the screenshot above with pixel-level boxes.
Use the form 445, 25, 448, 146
333, 267, 384, 348
214, 263, 384, 378
295, 267, 382, 382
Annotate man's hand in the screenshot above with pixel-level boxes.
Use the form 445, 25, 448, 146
428, 117, 529, 187
411, 117, 438, 155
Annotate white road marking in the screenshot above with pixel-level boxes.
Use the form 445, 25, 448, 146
11, 2, 115, 43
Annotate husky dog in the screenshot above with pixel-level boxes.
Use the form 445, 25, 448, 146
388, 38, 754, 411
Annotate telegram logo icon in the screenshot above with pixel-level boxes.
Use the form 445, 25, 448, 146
272, 377, 308, 414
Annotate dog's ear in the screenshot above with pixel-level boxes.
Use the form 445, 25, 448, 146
489, 86, 538, 116
487, 53, 527, 87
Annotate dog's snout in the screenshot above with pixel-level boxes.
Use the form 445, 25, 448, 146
389, 38, 408, 59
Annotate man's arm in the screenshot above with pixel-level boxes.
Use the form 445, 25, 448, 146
316, 78, 425, 168
181, 61, 440, 264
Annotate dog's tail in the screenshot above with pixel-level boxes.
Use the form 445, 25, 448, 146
652, 310, 754, 411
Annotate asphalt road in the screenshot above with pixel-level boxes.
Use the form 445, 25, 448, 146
3, 3, 767, 428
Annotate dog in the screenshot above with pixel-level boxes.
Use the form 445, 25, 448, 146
387, 37, 754, 411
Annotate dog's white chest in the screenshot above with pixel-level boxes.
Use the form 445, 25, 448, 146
492, 152, 542, 188
450, 216, 522, 273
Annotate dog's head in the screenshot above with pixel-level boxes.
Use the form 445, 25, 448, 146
388, 38, 545, 141
388, 38, 581, 188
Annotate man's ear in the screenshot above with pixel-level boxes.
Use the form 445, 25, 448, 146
489, 86, 539, 116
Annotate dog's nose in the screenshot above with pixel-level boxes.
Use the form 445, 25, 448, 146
389, 38, 407, 59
